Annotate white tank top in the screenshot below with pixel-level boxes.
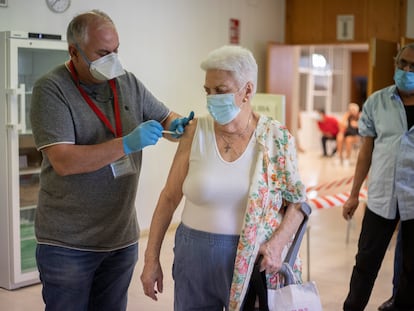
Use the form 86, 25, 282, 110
181, 115, 258, 235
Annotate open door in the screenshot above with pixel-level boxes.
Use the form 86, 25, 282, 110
266, 43, 300, 134
400, 37, 414, 46
367, 38, 398, 96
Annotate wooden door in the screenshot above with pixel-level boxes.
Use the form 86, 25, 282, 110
401, 37, 414, 46
266, 43, 300, 133
367, 38, 398, 95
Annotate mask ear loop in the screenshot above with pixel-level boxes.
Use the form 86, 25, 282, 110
238, 82, 252, 108
75, 43, 92, 67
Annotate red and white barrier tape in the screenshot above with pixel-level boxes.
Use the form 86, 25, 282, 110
307, 187, 367, 209
306, 176, 354, 193
306, 176, 368, 209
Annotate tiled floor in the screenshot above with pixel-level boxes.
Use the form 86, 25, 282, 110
0, 150, 396, 311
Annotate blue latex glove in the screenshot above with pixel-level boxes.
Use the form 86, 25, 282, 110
169, 111, 195, 138
122, 120, 163, 155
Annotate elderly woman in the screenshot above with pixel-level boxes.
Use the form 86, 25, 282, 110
140, 45, 307, 310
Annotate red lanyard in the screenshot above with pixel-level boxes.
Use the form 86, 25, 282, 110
69, 61, 122, 137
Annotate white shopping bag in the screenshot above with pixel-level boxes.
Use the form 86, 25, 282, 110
267, 281, 323, 311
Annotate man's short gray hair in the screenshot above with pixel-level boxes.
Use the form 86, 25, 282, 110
66, 10, 115, 46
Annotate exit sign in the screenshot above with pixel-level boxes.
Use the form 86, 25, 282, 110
337, 15, 354, 41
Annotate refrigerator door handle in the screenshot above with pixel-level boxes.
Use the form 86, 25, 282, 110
6, 84, 26, 133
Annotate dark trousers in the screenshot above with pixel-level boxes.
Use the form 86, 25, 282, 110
343, 208, 414, 311
321, 136, 336, 156
392, 226, 402, 296
394, 220, 414, 310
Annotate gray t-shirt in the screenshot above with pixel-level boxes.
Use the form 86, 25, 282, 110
30, 64, 170, 251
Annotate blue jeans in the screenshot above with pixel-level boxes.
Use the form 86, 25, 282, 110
36, 243, 138, 311
173, 223, 239, 311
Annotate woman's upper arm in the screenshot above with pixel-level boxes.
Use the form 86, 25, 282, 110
161, 119, 197, 205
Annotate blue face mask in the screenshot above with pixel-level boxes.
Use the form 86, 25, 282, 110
206, 93, 241, 125
394, 68, 414, 92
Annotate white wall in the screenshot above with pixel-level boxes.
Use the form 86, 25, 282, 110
0, 0, 285, 231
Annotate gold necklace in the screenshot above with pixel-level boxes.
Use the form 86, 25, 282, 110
220, 114, 252, 153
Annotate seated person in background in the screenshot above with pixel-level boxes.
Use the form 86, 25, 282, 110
316, 109, 339, 157
336, 103, 361, 166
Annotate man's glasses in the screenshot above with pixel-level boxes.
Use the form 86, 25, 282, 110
396, 58, 414, 72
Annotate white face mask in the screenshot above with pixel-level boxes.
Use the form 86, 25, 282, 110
89, 53, 125, 80
77, 45, 125, 80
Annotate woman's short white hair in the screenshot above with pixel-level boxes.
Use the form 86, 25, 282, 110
200, 45, 258, 93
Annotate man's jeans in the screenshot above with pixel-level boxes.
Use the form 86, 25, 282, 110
36, 243, 138, 311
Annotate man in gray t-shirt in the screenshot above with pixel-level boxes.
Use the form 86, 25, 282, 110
30, 10, 192, 311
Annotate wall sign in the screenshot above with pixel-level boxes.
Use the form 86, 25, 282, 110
229, 18, 240, 44
337, 15, 354, 41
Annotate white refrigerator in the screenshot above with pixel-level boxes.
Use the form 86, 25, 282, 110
0, 31, 68, 289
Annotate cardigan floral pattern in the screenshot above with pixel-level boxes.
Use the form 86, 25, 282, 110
228, 115, 307, 310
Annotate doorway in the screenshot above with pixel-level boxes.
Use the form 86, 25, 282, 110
350, 51, 369, 110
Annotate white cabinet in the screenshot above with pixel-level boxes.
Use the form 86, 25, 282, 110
0, 31, 68, 289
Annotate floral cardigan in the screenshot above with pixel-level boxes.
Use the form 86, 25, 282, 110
228, 115, 307, 310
